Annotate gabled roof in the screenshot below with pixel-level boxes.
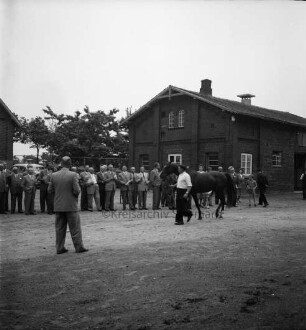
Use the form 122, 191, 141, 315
0, 98, 21, 127
124, 85, 306, 129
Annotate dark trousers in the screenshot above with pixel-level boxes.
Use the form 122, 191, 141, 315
175, 188, 192, 223
227, 188, 237, 207
47, 193, 54, 214
152, 186, 161, 210
161, 188, 167, 206
121, 190, 131, 210
4, 190, 9, 211
81, 186, 88, 211
55, 212, 85, 253
105, 190, 115, 211
24, 189, 36, 214
129, 188, 138, 209
40, 184, 48, 212
0, 191, 6, 213
258, 188, 268, 205
138, 191, 147, 209
99, 185, 106, 210
162, 189, 175, 209
11, 192, 23, 213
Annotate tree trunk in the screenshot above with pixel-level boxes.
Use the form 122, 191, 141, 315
36, 146, 40, 164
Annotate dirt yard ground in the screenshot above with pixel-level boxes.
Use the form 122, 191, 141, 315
1, 191, 306, 330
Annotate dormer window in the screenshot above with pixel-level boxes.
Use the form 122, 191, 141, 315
169, 111, 174, 128
178, 110, 184, 128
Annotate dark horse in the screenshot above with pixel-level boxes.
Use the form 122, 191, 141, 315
160, 163, 227, 220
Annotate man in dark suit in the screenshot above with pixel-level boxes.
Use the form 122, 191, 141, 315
225, 166, 237, 207
79, 165, 90, 211
2, 162, 11, 212
257, 169, 269, 207
104, 164, 117, 211
48, 156, 88, 254
9, 166, 24, 214
46, 167, 55, 214
21, 166, 37, 215
0, 163, 9, 214
97, 165, 107, 211
38, 167, 49, 213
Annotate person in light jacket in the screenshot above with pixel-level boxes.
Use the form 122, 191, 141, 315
136, 166, 149, 210
21, 166, 37, 215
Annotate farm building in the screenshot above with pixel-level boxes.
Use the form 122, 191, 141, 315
0, 99, 21, 167
125, 79, 306, 191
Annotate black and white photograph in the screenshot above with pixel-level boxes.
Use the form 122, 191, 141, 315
1, 0, 306, 329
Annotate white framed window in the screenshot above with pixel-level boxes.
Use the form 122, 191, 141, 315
178, 109, 184, 128
241, 153, 252, 175
272, 151, 282, 167
168, 111, 174, 128
168, 154, 182, 164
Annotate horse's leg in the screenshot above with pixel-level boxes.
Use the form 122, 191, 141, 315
219, 193, 226, 219
215, 191, 225, 219
191, 192, 202, 220
215, 191, 220, 218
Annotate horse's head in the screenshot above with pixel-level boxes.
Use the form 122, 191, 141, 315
160, 163, 179, 180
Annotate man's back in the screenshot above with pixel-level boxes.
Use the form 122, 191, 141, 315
49, 168, 80, 212
257, 173, 268, 188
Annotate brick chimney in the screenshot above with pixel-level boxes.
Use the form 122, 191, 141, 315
200, 79, 212, 96
237, 93, 255, 105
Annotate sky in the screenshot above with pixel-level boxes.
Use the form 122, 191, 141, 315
0, 0, 305, 156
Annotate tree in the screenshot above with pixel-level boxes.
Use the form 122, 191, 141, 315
14, 115, 50, 163
43, 106, 129, 160
13, 106, 129, 164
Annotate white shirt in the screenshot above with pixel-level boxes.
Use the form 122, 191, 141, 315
177, 171, 192, 189
90, 173, 97, 184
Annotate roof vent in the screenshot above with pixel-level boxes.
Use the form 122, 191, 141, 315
200, 79, 212, 96
237, 94, 255, 105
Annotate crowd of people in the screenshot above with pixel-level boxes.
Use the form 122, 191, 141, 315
2, 160, 306, 216
0, 161, 165, 215
1, 158, 306, 253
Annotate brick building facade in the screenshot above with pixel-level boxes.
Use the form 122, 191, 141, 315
0, 99, 21, 167
125, 79, 306, 191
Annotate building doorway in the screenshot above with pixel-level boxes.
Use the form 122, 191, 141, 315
294, 153, 306, 190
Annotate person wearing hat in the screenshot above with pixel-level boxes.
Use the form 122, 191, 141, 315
174, 164, 193, 225
48, 156, 88, 254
